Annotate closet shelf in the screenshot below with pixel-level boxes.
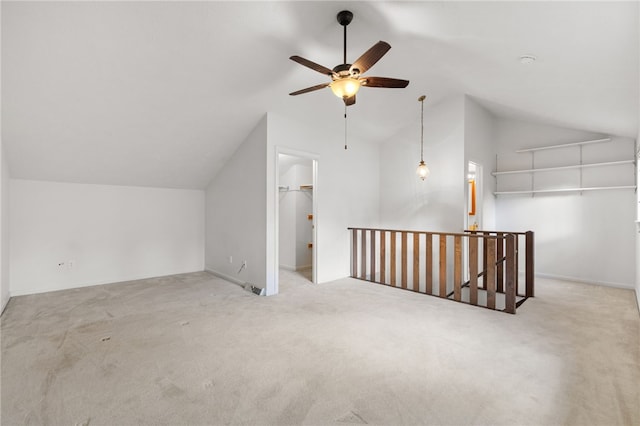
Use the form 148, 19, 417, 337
492, 160, 634, 176
278, 185, 313, 193
515, 138, 610, 153
494, 185, 636, 195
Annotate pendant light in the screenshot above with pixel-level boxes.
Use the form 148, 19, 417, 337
416, 95, 430, 180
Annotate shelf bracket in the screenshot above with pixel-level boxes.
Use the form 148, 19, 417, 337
530, 152, 535, 198
579, 145, 583, 196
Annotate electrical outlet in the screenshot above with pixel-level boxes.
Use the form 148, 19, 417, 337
68, 260, 75, 269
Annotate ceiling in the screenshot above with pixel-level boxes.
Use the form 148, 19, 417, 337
2, 1, 638, 189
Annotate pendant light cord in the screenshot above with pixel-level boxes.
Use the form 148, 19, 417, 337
420, 99, 424, 161
419, 95, 425, 162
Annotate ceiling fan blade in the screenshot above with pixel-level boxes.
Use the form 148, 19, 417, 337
361, 77, 410, 88
289, 83, 330, 96
350, 41, 391, 75
290, 56, 335, 76
344, 95, 356, 106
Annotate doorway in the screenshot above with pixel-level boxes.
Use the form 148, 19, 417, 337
466, 161, 482, 231
465, 161, 482, 281
275, 151, 318, 292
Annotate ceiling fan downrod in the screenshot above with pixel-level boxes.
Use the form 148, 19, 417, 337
337, 10, 353, 65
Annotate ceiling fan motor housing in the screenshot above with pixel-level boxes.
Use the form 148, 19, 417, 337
332, 63, 359, 79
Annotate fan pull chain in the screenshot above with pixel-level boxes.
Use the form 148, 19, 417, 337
344, 105, 348, 150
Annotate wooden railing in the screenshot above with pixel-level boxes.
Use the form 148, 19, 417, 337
348, 228, 534, 314
465, 230, 535, 299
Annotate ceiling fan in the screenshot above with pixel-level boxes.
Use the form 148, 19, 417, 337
289, 10, 409, 106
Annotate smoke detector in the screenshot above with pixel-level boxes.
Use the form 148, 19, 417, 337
519, 55, 537, 64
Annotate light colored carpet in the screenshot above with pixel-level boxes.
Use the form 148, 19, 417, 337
1, 270, 638, 425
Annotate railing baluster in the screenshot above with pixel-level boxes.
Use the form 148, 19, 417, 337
413, 233, 420, 292
439, 235, 447, 298
351, 229, 358, 277
401, 232, 408, 289
505, 234, 516, 314
380, 231, 386, 284
515, 236, 520, 295
454, 235, 462, 301
496, 232, 504, 293
360, 229, 366, 279
486, 238, 496, 309
390, 231, 397, 287
482, 236, 488, 290
425, 233, 433, 295
469, 237, 478, 305
370, 230, 376, 282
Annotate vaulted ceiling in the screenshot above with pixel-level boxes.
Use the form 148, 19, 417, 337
2, 1, 638, 189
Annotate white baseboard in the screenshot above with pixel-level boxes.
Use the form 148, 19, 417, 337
279, 264, 296, 272
1, 293, 10, 316
279, 264, 311, 272
205, 268, 245, 287
9, 269, 206, 297
536, 273, 633, 290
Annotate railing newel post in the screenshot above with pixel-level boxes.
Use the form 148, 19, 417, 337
526, 231, 535, 297
505, 233, 516, 314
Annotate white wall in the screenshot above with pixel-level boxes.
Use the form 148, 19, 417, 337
267, 111, 380, 290
636, 3, 640, 312
206, 110, 380, 295
10, 180, 204, 295
636, 144, 639, 308
0, 1, 8, 312
1, 145, 10, 312
464, 97, 497, 230
379, 95, 466, 232
494, 118, 636, 288
205, 116, 267, 288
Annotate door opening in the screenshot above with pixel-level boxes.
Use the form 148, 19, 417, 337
275, 151, 318, 293
464, 161, 482, 281
467, 161, 482, 231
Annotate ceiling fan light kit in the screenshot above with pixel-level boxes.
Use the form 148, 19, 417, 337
289, 10, 409, 106
330, 77, 361, 99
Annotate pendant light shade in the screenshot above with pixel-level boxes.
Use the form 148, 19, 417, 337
417, 160, 430, 180
416, 95, 429, 180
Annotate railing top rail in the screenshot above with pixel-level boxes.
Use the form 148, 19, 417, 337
464, 229, 532, 236
347, 227, 519, 239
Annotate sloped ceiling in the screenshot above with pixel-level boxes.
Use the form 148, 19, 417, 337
2, 1, 638, 189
